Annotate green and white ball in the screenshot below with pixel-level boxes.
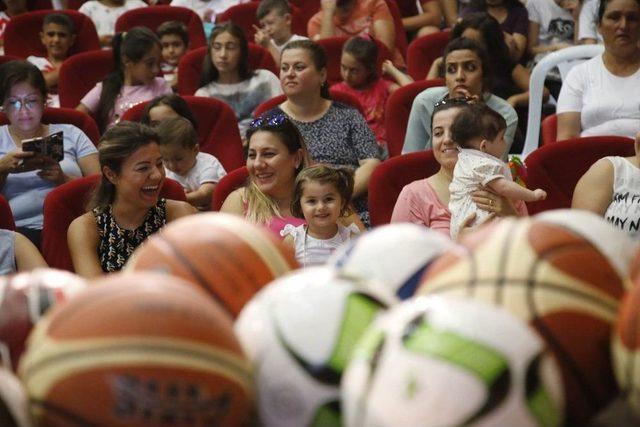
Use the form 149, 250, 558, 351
234, 266, 391, 427
342, 295, 565, 427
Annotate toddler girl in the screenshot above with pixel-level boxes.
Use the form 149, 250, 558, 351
448, 103, 546, 240
77, 27, 172, 132
195, 22, 281, 139
282, 164, 360, 267
331, 36, 399, 157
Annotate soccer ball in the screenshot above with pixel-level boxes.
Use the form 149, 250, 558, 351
328, 223, 457, 299
342, 295, 565, 427
234, 267, 391, 426
417, 210, 639, 424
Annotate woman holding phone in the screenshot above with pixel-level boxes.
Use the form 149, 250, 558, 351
0, 61, 100, 247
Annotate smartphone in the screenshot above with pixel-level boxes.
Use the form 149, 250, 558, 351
22, 131, 64, 162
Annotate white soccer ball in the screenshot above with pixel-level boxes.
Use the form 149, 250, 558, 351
327, 223, 456, 300
234, 266, 391, 427
342, 295, 565, 427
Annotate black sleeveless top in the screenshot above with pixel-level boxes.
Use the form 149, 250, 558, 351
93, 199, 167, 273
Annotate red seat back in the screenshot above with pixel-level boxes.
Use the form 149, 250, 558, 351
384, 78, 444, 157
121, 96, 244, 171
177, 44, 277, 95
316, 36, 392, 86
253, 88, 365, 118
0, 194, 16, 231
541, 114, 557, 146
407, 30, 450, 81
0, 107, 100, 145
0, 54, 21, 66
212, 166, 249, 211
42, 174, 187, 271
524, 136, 635, 215
58, 49, 114, 109
4, 10, 100, 58
369, 150, 440, 226
115, 6, 207, 50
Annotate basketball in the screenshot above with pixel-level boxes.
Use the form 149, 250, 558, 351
126, 212, 299, 317
0, 367, 32, 427
0, 268, 87, 371
18, 272, 254, 427
417, 210, 639, 425
612, 275, 640, 419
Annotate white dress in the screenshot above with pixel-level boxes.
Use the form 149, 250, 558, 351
280, 223, 360, 267
603, 156, 640, 239
449, 148, 512, 240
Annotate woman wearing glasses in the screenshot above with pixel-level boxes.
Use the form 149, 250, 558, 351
402, 37, 518, 156
0, 61, 99, 247
221, 114, 364, 236
266, 39, 381, 226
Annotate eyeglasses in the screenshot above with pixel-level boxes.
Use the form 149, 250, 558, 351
249, 113, 288, 129
3, 97, 43, 112
433, 95, 474, 109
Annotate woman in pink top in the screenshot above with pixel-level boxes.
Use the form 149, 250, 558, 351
391, 97, 525, 237
77, 27, 172, 132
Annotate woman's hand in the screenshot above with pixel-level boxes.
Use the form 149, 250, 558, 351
37, 160, 68, 186
471, 187, 518, 217
0, 150, 38, 174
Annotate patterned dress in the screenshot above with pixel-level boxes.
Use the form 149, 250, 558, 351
93, 199, 167, 273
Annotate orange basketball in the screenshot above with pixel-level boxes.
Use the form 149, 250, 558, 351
418, 210, 639, 425
18, 272, 254, 427
0, 268, 87, 371
126, 212, 299, 317
612, 275, 640, 420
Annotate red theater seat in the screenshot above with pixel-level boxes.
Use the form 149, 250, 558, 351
317, 36, 392, 86
212, 166, 249, 211
253, 88, 365, 118
406, 30, 450, 81
58, 49, 113, 109
541, 114, 557, 146
0, 195, 16, 231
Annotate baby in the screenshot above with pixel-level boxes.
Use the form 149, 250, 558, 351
448, 103, 546, 239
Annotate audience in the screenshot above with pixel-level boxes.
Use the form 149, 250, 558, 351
254, 0, 307, 65
141, 93, 198, 128
526, 0, 577, 64
27, 13, 76, 108
67, 121, 195, 278
157, 20, 189, 90
78, 0, 146, 47
577, 0, 601, 43
0, 229, 47, 274
572, 132, 640, 239
405, 37, 518, 155
401, 0, 443, 38
269, 39, 381, 226
195, 22, 282, 140
77, 27, 172, 133
0, 61, 100, 247
557, 0, 640, 140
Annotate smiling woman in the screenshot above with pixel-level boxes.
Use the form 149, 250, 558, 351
67, 122, 196, 278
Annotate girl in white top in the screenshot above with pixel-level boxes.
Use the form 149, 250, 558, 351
282, 164, 360, 266
573, 133, 640, 239
448, 104, 546, 240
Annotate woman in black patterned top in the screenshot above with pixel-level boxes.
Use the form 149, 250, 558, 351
267, 39, 382, 226
68, 122, 196, 277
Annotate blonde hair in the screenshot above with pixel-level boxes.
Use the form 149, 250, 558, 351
291, 164, 354, 219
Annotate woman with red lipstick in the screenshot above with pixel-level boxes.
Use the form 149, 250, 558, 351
67, 122, 196, 277
403, 37, 518, 156
0, 61, 100, 247
557, 0, 640, 140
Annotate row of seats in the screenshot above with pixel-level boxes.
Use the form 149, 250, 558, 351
0, 134, 632, 272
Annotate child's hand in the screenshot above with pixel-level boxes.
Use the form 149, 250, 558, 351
381, 59, 395, 75
253, 25, 270, 47
533, 189, 547, 201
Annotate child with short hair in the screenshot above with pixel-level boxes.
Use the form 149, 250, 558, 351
448, 103, 546, 239
27, 13, 77, 107
254, 0, 307, 64
156, 116, 226, 210
331, 36, 399, 158
78, 0, 146, 46
157, 21, 189, 89
282, 164, 360, 267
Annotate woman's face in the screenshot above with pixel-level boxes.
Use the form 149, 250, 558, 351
444, 49, 484, 97
599, 0, 640, 55
280, 48, 327, 99
147, 104, 179, 126
4, 81, 45, 136
432, 107, 462, 172
247, 130, 302, 197
211, 31, 242, 75
107, 142, 166, 210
